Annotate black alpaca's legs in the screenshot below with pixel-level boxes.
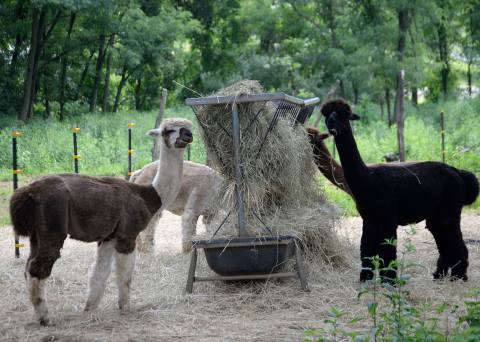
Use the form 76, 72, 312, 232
360, 221, 378, 281
377, 226, 398, 282
427, 215, 469, 281
360, 221, 398, 283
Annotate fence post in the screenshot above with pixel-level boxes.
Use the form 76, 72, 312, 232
440, 111, 445, 163
71, 127, 81, 173
187, 145, 191, 161
128, 122, 135, 178
12, 128, 24, 258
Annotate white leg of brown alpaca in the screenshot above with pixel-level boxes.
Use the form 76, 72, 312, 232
114, 249, 136, 311
26, 273, 48, 325
84, 240, 115, 311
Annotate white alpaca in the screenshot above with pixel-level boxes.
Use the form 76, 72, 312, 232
130, 160, 220, 253
10, 118, 192, 325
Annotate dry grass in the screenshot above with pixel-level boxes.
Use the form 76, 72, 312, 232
194, 80, 344, 265
0, 212, 478, 341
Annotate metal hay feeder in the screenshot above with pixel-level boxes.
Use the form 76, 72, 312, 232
184, 92, 319, 293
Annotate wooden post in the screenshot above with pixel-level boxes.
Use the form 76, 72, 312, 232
152, 88, 168, 161
440, 111, 445, 163
396, 70, 406, 162
12, 128, 24, 258
71, 127, 81, 173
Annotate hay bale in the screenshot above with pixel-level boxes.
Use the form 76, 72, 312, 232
194, 80, 347, 266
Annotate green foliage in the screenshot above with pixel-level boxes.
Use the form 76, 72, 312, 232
303, 235, 480, 341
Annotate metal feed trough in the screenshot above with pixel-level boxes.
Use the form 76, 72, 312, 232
185, 92, 320, 293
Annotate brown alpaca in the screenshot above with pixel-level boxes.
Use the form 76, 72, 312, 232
306, 127, 352, 195
9, 118, 193, 325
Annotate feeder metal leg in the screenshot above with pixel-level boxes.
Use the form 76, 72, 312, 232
186, 248, 198, 294
294, 242, 309, 291
231, 102, 247, 237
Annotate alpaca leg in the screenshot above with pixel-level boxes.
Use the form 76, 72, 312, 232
427, 218, 450, 279
359, 221, 380, 281
114, 249, 136, 311
181, 210, 199, 253
427, 215, 468, 281
377, 225, 398, 282
84, 240, 115, 311
26, 242, 63, 325
137, 213, 160, 254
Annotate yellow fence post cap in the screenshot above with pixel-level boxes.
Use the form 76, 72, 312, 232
71, 127, 81, 133
128, 122, 135, 128
11, 130, 23, 137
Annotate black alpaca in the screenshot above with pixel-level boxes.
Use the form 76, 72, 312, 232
321, 99, 479, 282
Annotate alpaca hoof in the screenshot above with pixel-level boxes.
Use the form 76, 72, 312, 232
359, 269, 373, 282
380, 270, 397, 284
433, 270, 447, 280
39, 317, 49, 326
450, 273, 468, 282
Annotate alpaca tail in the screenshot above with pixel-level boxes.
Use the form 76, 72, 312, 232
458, 169, 480, 206
9, 187, 35, 236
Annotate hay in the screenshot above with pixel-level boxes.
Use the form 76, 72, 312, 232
1, 213, 479, 341
193, 80, 346, 265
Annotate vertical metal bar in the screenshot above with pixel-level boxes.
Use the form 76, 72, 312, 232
12, 129, 20, 258
128, 126, 132, 176
186, 248, 198, 294
127, 122, 135, 178
294, 240, 309, 291
231, 102, 247, 237
187, 144, 191, 161
73, 130, 79, 173
332, 139, 336, 160
440, 111, 445, 163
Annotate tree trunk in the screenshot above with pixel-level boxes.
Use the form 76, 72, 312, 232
352, 83, 359, 105
396, 70, 406, 162
437, 1, 449, 98
113, 64, 128, 112
380, 100, 384, 120
59, 11, 77, 121
386, 88, 392, 126
467, 59, 472, 97
19, 7, 42, 120
134, 78, 142, 111
89, 33, 107, 112
102, 51, 113, 112
43, 72, 50, 118
76, 49, 95, 101
393, 7, 409, 123
411, 87, 418, 107
152, 88, 168, 161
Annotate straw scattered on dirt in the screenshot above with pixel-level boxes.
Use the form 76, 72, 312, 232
1, 212, 478, 341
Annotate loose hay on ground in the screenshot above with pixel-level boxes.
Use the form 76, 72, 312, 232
1, 213, 479, 341
193, 80, 345, 265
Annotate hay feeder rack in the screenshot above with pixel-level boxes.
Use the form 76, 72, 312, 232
185, 92, 319, 293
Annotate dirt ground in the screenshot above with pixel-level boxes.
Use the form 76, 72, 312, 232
0, 212, 478, 341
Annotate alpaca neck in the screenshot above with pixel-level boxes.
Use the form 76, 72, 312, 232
152, 143, 184, 210
334, 124, 370, 191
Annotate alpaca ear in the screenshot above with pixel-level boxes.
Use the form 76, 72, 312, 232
146, 128, 162, 137
350, 113, 360, 121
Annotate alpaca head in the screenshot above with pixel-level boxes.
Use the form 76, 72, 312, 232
147, 118, 193, 149
321, 99, 360, 136
306, 127, 331, 146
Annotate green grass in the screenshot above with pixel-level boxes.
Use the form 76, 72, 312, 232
0, 97, 479, 224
